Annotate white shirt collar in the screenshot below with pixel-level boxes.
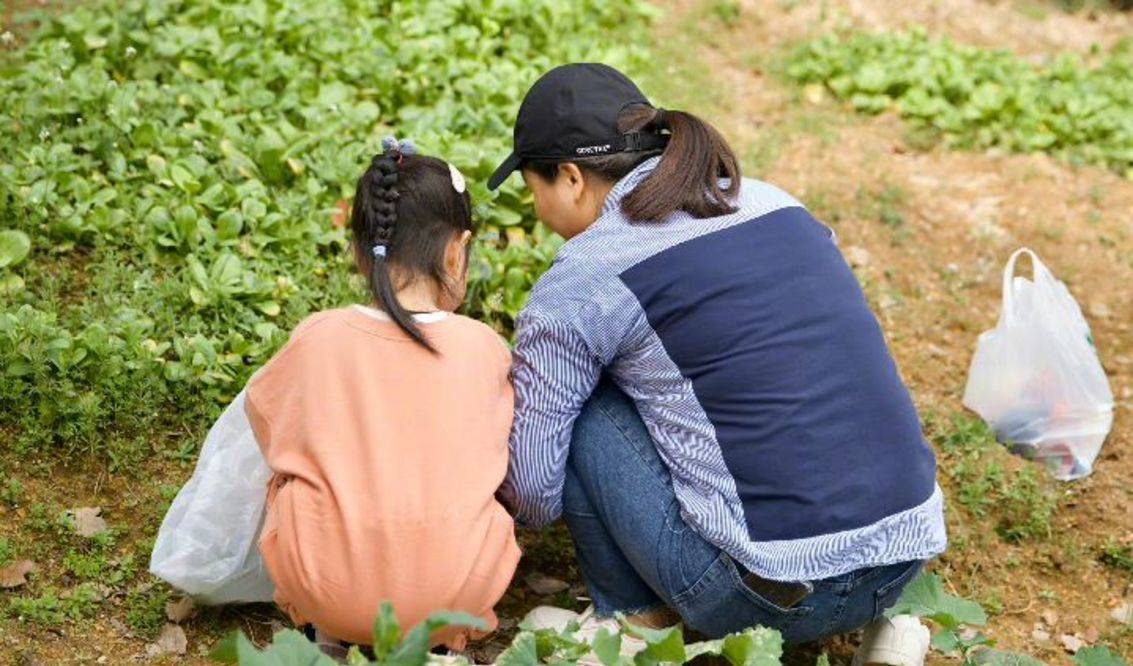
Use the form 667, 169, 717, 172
352, 304, 450, 324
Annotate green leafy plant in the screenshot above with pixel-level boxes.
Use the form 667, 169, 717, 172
785, 30, 1133, 178
0, 0, 652, 465
211, 602, 786, 665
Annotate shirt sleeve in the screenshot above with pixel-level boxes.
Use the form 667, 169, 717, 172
500, 312, 603, 528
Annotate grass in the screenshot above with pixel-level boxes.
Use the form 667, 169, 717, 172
930, 414, 1060, 543
1099, 539, 1133, 573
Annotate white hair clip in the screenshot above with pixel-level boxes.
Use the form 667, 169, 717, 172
448, 162, 466, 194
372, 245, 387, 258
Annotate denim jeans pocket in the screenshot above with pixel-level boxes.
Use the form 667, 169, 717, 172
725, 555, 814, 619
872, 560, 923, 620
674, 551, 815, 639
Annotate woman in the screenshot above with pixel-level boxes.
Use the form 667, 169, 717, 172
492, 63, 946, 665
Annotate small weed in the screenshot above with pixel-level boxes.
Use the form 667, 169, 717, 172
982, 592, 1005, 616
1099, 539, 1133, 572
931, 414, 1058, 542
708, 0, 742, 26
0, 537, 14, 567
5, 584, 100, 626
903, 125, 943, 152
802, 187, 843, 224
997, 466, 1055, 542
856, 183, 910, 243
0, 476, 22, 507
125, 586, 170, 639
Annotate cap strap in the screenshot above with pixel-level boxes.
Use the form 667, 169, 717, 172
619, 131, 670, 153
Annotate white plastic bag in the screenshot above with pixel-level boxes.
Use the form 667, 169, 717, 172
149, 389, 276, 603
963, 248, 1113, 480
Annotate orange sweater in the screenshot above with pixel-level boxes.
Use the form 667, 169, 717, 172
245, 307, 519, 645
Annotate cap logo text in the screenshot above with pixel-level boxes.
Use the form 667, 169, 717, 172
576, 144, 612, 155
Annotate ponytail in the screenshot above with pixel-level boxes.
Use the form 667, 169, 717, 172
525, 104, 740, 223
362, 152, 436, 353
620, 106, 740, 222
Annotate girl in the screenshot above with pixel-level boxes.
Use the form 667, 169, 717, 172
491, 64, 945, 665
247, 139, 519, 648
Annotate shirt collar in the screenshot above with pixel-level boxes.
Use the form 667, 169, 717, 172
599, 156, 662, 218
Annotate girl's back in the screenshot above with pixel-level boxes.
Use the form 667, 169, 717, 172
247, 306, 517, 644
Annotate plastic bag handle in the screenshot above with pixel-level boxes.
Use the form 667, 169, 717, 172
1000, 247, 1048, 325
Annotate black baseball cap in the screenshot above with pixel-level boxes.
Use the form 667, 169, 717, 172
487, 63, 669, 190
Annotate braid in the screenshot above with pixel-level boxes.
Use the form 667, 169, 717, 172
368, 152, 400, 249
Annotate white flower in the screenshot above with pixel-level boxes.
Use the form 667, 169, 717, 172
1, 31, 14, 45
39, 128, 50, 141
125, 46, 137, 57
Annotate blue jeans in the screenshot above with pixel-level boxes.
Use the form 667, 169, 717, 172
562, 378, 924, 643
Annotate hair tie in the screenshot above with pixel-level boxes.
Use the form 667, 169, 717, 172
653, 108, 670, 131
381, 136, 418, 164
372, 245, 387, 258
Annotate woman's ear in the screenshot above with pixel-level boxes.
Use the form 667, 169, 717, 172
558, 162, 587, 203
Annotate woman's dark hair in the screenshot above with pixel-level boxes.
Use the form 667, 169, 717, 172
525, 104, 741, 222
351, 148, 473, 352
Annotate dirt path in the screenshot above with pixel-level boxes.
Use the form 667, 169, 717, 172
643, 0, 1132, 662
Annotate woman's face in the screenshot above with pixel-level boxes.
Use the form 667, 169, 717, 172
522, 163, 608, 240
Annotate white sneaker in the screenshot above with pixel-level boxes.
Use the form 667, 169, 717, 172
852, 615, 931, 666
522, 606, 646, 664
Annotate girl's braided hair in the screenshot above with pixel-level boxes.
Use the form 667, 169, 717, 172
351, 139, 473, 352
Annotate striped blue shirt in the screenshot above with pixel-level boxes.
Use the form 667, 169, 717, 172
503, 158, 947, 582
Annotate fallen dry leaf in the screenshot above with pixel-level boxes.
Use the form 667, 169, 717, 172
65, 507, 108, 538
525, 572, 569, 596
1060, 633, 1084, 654
165, 596, 196, 623
146, 624, 188, 657
331, 199, 350, 229
1041, 609, 1059, 627
0, 560, 37, 588
1110, 601, 1133, 625
1031, 624, 1050, 642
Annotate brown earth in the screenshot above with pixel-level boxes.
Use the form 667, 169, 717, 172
2, 0, 1132, 664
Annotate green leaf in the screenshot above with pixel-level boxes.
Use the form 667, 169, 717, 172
969, 648, 1046, 665
496, 631, 540, 666
622, 622, 685, 664
208, 631, 246, 663
388, 611, 488, 666
720, 628, 783, 666
592, 627, 623, 666
0, 230, 31, 269
1074, 646, 1128, 666
372, 601, 401, 661
886, 573, 987, 629
930, 628, 961, 655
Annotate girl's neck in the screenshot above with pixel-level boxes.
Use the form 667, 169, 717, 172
392, 279, 443, 313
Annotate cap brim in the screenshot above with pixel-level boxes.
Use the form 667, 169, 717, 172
487, 151, 522, 190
